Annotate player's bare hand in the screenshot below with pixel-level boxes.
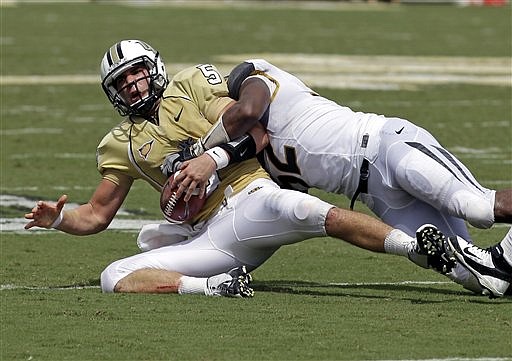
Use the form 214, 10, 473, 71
172, 154, 216, 201
24, 194, 68, 229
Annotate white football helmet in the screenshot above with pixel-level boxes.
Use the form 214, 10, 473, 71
100, 40, 168, 122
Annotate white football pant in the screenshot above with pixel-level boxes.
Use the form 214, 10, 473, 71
100, 178, 333, 292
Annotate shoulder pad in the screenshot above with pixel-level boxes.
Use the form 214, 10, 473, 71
227, 62, 255, 100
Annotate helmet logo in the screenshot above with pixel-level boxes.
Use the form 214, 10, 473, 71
137, 40, 154, 52
106, 42, 125, 66
138, 139, 154, 160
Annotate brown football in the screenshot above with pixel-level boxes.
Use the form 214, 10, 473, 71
160, 174, 206, 223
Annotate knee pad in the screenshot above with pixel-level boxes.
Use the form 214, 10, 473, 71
293, 198, 321, 221
449, 190, 494, 229
397, 155, 495, 229
266, 188, 332, 226
289, 195, 333, 227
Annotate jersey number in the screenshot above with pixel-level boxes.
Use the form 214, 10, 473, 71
197, 64, 223, 85
263, 143, 309, 191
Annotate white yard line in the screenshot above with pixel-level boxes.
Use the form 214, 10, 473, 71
3, 216, 510, 233
0, 280, 453, 291
0, 284, 101, 291
2, 192, 511, 232
0, 217, 162, 232
2, 55, 510, 90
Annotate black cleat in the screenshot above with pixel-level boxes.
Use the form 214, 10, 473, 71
207, 266, 254, 298
416, 224, 457, 274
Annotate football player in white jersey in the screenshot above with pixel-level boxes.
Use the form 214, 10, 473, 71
24, 40, 450, 298
172, 59, 511, 298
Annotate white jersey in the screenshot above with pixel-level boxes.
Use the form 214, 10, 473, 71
242, 59, 496, 242
245, 59, 386, 197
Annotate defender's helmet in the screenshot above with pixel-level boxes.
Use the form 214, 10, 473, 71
100, 40, 168, 120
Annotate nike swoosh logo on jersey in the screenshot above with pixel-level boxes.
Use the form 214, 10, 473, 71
395, 127, 405, 134
174, 107, 184, 122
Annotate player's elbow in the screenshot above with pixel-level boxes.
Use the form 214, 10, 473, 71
237, 101, 266, 123
92, 214, 113, 233
224, 102, 264, 137
80, 206, 113, 235
73, 220, 110, 236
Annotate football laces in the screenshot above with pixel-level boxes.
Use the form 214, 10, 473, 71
163, 191, 179, 220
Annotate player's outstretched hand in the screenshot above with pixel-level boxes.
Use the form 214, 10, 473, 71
24, 194, 68, 230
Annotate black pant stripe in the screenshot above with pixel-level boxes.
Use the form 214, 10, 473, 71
405, 141, 463, 183
434, 146, 484, 193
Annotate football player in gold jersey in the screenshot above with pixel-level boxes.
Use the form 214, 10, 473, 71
25, 40, 450, 297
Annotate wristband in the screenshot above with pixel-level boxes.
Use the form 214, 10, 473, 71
51, 210, 64, 229
205, 147, 230, 170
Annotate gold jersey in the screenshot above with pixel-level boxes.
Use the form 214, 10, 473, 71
96, 64, 269, 223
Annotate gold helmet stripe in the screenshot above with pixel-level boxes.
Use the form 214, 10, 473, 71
107, 42, 124, 66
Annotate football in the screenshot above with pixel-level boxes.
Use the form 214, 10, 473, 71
160, 173, 206, 223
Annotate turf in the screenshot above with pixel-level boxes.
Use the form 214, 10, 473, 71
1, 2, 511, 360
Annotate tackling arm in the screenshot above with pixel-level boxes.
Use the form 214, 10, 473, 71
221, 77, 271, 140
198, 62, 272, 151
176, 62, 271, 163
168, 62, 271, 200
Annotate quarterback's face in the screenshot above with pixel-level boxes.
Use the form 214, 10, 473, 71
116, 66, 150, 106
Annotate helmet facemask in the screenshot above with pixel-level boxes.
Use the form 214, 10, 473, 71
100, 40, 169, 123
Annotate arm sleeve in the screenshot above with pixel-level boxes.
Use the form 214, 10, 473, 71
217, 134, 257, 165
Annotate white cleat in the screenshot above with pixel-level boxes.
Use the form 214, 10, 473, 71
206, 266, 254, 298
446, 236, 511, 298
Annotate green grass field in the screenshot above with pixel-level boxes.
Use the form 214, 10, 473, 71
1, 2, 511, 360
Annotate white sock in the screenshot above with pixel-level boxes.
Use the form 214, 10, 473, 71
178, 276, 208, 295
500, 227, 512, 265
384, 229, 415, 257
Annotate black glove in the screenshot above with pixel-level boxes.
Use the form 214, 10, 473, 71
161, 152, 186, 177
161, 140, 207, 177
187, 140, 205, 158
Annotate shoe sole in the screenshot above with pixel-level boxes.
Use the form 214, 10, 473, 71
416, 224, 456, 274
231, 266, 254, 298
